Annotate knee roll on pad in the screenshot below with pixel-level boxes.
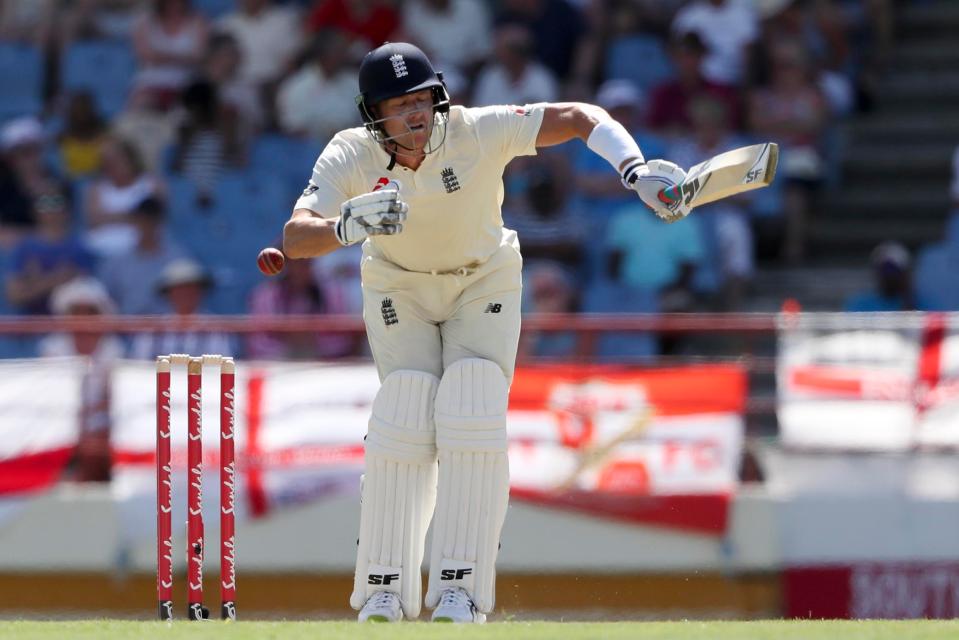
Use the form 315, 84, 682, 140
351, 370, 439, 619
426, 358, 510, 614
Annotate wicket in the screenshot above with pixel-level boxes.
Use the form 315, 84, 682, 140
156, 354, 236, 621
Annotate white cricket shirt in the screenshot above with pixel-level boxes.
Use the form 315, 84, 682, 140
294, 104, 545, 274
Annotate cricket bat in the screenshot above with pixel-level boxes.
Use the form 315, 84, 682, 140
658, 142, 779, 209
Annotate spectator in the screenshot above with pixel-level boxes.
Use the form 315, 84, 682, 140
647, 32, 742, 136
0, 158, 35, 240
0, 0, 55, 44
472, 24, 558, 107
668, 96, 754, 310
401, 0, 492, 78
58, 91, 108, 179
307, 0, 399, 51
247, 252, 362, 359
84, 135, 163, 258
276, 31, 359, 141
203, 31, 263, 135
1, 117, 66, 206
131, 0, 210, 110
671, 0, 759, 87
40, 276, 123, 482
517, 261, 578, 359
845, 242, 936, 313
130, 258, 234, 358
98, 196, 188, 315
748, 39, 828, 263
495, 0, 585, 80
502, 155, 583, 268
171, 79, 245, 205
606, 200, 706, 314
217, 0, 303, 88
6, 188, 94, 314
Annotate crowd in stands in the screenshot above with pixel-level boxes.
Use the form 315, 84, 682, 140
0, 0, 896, 365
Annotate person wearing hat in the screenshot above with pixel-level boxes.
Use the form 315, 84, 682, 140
39, 276, 124, 482
0, 117, 68, 233
283, 41, 693, 623
129, 258, 233, 359
845, 242, 937, 312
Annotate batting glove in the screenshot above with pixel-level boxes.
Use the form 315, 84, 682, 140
623, 159, 692, 223
334, 189, 408, 246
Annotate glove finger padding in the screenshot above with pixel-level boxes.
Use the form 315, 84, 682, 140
335, 189, 409, 246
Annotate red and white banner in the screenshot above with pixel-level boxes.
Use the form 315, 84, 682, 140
0, 359, 745, 537
778, 314, 959, 450
785, 562, 959, 619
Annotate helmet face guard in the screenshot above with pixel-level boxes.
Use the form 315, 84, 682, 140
355, 43, 451, 157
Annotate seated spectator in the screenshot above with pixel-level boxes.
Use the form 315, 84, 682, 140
472, 24, 558, 107
99, 196, 188, 315
845, 242, 937, 312
203, 31, 263, 136
402, 0, 492, 78
0, 157, 35, 241
748, 39, 828, 263
495, 0, 585, 80
517, 261, 578, 360
171, 79, 245, 205
58, 91, 108, 179
5, 187, 94, 314
131, 0, 210, 110
606, 200, 706, 314
130, 258, 234, 358
668, 97, 754, 309
502, 155, 583, 269
276, 31, 359, 142
217, 0, 303, 89
307, 0, 399, 51
1, 117, 67, 207
648, 32, 742, 136
40, 276, 123, 482
671, 0, 759, 87
84, 135, 163, 257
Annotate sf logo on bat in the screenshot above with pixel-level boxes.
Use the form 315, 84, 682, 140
681, 178, 701, 205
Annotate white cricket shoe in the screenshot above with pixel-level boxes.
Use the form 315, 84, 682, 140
431, 587, 487, 623
358, 591, 403, 622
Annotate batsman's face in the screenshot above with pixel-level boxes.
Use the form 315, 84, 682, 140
377, 89, 434, 151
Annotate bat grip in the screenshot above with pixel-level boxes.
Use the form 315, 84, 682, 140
657, 183, 682, 205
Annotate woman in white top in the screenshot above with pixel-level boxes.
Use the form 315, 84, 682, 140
132, 0, 209, 108
84, 135, 163, 257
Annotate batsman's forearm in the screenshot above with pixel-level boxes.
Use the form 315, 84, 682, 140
283, 210, 342, 259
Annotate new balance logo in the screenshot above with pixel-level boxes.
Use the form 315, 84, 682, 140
368, 573, 400, 585
440, 568, 473, 581
441, 167, 460, 193
389, 54, 407, 78
484, 303, 502, 314
381, 298, 398, 326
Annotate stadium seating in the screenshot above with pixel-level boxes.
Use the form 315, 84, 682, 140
0, 43, 43, 122
604, 35, 674, 93
61, 40, 136, 117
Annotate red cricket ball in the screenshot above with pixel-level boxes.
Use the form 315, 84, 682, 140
256, 247, 285, 276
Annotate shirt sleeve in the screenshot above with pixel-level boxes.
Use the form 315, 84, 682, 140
293, 133, 356, 218
471, 103, 545, 162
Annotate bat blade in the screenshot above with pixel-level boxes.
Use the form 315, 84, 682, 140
659, 142, 779, 209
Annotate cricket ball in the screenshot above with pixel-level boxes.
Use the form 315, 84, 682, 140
257, 247, 285, 276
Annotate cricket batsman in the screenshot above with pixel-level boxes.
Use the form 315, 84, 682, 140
283, 42, 690, 623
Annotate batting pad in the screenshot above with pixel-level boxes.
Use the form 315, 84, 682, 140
426, 358, 510, 614
350, 370, 439, 619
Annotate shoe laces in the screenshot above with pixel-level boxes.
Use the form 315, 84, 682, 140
439, 587, 472, 609
369, 591, 397, 608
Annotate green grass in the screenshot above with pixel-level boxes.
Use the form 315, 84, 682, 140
2, 620, 959, 640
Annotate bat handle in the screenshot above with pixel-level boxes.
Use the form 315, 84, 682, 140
657, 183, 682, 205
